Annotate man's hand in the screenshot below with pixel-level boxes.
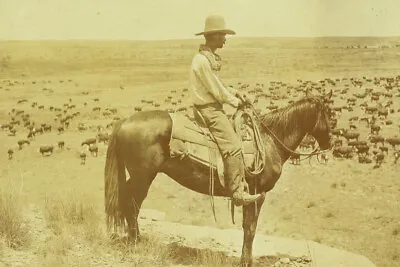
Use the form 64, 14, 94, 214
235, 92, 254, 111
235, 91, 253, 106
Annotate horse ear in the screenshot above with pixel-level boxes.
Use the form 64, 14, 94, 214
327, 89, 333, 99
305, 88, 311, 97
322, 90, 332, 103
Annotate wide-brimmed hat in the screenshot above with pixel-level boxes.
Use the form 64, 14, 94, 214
195, 14, 236, 36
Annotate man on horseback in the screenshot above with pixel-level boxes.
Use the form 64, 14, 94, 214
189, 14, 262, 206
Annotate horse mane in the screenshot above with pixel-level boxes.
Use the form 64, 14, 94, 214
258, 96, 322, 137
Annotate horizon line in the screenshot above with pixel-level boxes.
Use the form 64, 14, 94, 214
1, 35, 400, 42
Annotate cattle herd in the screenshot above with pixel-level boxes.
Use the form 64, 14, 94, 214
1, 75, 400, 170
1, 85, 112, 164
285, 76, 400, 168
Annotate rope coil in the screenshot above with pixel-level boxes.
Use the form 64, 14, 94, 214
233, 108, 266, 178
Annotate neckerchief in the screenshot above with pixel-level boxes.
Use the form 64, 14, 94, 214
198, 44, 222, 71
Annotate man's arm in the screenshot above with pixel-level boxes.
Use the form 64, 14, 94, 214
226, 85, 252, 105
195, 58, 240, 107
226, 85, 239, 96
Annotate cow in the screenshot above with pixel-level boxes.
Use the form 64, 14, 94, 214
27, 130, 36, 140
365, 106, 378, 114
342, 131, 360, 142
43, 124, 52, 132
331, 128, 344, 137
355, 145, 370, 156
8, 149, 13, 160
386, 137, 400, 149
97, 133, 110, 144
78, 124, 88, 132
373, 153, 385, 168
80, 152, 87, 165
333, 139, 343, 147
332, 146, 353, 158
370, 125, 381, 135
379, 146, 389, 155
39, 146, 54, 156
369, 135, 385, 147
377, 109, 388, 119
17, 139, 30, 150
81, 138, 97, 147
358, 155, 372, 164
58, 141, 65, 149
57, 126, 64, 134
89, 144, 99, 157
348, 140, 367, 148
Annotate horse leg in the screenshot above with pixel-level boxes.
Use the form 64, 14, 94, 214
240, 197, 265, 267
124, 168, 156, 244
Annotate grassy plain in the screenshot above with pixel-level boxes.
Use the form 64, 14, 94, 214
0, 37, 399, 266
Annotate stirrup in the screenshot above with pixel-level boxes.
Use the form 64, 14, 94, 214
232, 192, 263, 206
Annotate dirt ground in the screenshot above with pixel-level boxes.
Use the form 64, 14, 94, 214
0, 38, 399, 267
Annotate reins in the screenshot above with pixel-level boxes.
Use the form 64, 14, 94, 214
243, 101, 331, 158
191, 97, 331, 225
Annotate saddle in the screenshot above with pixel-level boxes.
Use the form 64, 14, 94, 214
168, 108, 263, 187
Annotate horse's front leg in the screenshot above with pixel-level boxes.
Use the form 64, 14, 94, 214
240, 196, 265, 267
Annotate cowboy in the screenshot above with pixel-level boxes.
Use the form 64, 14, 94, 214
189, 14, 262, 206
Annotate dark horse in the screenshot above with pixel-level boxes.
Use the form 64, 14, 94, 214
104, 92, 332, 266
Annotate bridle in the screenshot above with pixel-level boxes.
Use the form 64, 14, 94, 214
240, 98, 332, 158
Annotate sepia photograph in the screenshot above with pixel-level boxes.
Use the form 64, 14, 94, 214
0, 1, 399, 266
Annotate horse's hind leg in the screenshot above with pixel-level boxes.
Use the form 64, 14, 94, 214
124, 168, 156, 243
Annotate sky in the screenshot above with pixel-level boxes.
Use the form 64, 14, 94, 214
0, 0, 399, 40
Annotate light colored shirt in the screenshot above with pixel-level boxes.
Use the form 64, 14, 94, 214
189, 53, 240, 107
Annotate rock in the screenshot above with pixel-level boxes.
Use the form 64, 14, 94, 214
280, 257, 291, 264
301, 255, 312, 262
139, 209, 166, 221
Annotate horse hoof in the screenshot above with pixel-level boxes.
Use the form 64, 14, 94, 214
239, 260, 252, 267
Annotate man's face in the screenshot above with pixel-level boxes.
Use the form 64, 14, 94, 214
216, 33, 227, 48
207, 32, 227, 48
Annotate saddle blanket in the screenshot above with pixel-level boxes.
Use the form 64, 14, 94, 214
168, 112, 257, 181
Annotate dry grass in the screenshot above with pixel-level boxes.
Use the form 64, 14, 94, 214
43, 191, 103, 241
0, 236, 4, 258
39, 192, 246, 266
37, 192, 105, 266
0, 181, 30, 249
39, 193, 241, 266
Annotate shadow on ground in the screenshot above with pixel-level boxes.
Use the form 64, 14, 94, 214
108, 233, 279, 266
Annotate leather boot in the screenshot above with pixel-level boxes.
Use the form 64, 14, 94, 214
223, 154, 262, 206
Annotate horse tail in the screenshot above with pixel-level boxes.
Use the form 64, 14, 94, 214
104, 119, 126, 233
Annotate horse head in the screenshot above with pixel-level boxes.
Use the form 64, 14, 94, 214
308, 90, 333, 150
